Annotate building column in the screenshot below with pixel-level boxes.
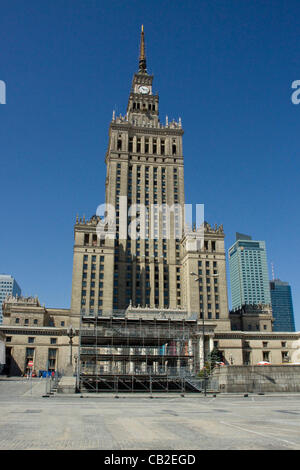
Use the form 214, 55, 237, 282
188, 339, 193, 373
209, 336, 214, 353
129, 348, 134, 373
199, 335, 204, 369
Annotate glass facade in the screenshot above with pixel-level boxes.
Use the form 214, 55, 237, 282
0, 275, 21, 324
228, 234, 271, 310
270, 279, 295, 332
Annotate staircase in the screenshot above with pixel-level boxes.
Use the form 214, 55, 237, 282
184, 377, 203, 392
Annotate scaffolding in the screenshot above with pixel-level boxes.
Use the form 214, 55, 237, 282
77, 312, 203, 393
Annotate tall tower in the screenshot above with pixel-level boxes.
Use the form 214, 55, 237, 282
71, 27, 184, 315
228, 233, 271, 310
105, 26, 184, 311
0, 275, 21, 324
270, 279, 296, 332
70, 27, 230, 329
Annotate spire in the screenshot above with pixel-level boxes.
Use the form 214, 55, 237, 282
138, 25, 147, 73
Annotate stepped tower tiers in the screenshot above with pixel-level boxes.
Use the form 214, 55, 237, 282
105, 26, 185, 313
71, 27, 231, 331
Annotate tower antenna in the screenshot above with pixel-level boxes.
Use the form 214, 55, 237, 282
138, 25, 147, 73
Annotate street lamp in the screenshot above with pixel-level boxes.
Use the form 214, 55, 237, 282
190, 271, 219, 396
67, 325, 76, 367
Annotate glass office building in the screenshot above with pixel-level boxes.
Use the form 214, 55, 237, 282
0, 275, 21, 324
229, 233, 271, 311
270, 279, 296, 332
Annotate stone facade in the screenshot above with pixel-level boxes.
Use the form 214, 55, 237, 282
214, 331, 300, 366
213, 365, 300, 393
0, 296, 79, 376
70, 29, 229, 327
230, 304, 274, 332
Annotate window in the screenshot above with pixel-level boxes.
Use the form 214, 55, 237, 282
282, 351, 289, 362
48, 348, 57, 371
25, 319, 29, 325
263, 351, 270, 362
28, 337, 35, 344
50, 338, 57, 345
25, 348, 35, 370
117, 137, 122, 151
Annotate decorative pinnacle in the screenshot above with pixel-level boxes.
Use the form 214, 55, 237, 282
138, 25, 147, 73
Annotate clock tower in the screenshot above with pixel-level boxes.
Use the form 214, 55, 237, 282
105, 25, 185, 311
127, 25, 159, 128
71, 26, 229, 330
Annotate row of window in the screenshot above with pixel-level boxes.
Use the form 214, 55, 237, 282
6, 336, 57, 345
200, 312, 220, 319
24, 348, 57, 371
14, 318, 65, 327
124, 136, 177, 156
115, 154, 180, 163
83, 233, 106, 248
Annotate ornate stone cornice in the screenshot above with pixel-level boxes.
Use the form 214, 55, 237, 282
110, 122, 184, 136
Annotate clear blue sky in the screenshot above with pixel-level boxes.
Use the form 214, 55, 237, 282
1, 0, 299, 328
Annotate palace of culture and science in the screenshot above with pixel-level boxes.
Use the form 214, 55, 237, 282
1, 28, 299, 389
71, 26, 229, 330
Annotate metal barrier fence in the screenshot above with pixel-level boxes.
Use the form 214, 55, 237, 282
43, 373, 61, 395
80, 365, 194, 376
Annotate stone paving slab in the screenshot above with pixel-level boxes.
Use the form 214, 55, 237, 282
0, 379, 299, 450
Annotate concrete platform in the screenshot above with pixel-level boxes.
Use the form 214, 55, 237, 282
57, 376, 77, 394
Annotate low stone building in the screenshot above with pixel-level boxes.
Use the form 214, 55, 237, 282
0, 296, 79, 376
1, 295, 299, 377
213, 330, 300, 366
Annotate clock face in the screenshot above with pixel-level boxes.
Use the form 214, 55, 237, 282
139, 85, 149, 94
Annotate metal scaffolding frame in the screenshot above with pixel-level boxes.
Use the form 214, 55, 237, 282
77, 312, 203, 393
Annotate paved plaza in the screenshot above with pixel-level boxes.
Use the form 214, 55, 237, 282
0, 377, 299, 450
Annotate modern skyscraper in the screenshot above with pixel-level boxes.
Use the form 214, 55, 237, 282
228, 233, 271, 311
270, 279, 296, 332
0, 275, 21, 324
70, 27, 230, 330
